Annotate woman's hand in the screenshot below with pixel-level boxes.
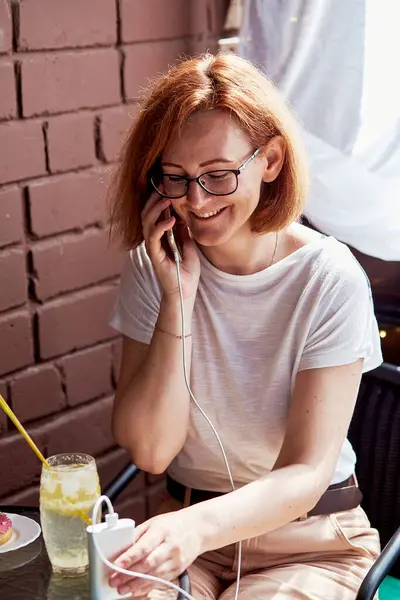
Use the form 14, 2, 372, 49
142, 193, 200, 302
109, 510, 203, 597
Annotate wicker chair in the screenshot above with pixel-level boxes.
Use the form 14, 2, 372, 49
349, 362, 400, 599
105, 362, 400, 600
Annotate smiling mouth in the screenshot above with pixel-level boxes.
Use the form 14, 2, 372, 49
191, 207, 227, 220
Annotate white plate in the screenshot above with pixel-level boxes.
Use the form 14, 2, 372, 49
0, 513, 41, 553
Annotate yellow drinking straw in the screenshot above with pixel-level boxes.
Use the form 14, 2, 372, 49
0, 394, 50, 468
0, 394, 91, 526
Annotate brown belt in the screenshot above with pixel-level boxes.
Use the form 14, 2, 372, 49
166, 474, 362, 519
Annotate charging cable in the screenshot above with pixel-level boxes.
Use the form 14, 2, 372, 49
91, 247, 241, 600
91, 494, 197, 600
173, 251, 242, 600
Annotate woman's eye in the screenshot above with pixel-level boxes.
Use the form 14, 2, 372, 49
207, 172, 230, 180
165, 175, 184, 183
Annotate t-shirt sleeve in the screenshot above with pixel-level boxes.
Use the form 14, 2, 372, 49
109, 244, 162, 345
299, 253, 383, 373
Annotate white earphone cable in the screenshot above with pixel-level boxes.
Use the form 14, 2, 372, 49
174, 251, 242, 600
92, 249, 241, 600
91, 495, 197, 600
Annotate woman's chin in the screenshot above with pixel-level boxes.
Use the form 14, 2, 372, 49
189, 218, 235, 248
192, 229, 232, 248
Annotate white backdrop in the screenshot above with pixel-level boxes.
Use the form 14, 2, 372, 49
239, 0, 400, 260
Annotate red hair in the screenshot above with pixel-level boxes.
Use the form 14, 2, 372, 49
109, 53, 309, 248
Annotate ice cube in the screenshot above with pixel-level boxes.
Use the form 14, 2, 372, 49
42, 473, 58, 494
61, 475, 81, 499
76, 471, 99, 495
86, 474, 100, 494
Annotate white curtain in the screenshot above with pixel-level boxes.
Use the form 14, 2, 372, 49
238, 0, 400, 261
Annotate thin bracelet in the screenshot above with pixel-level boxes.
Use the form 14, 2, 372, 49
154, 324, 192, 340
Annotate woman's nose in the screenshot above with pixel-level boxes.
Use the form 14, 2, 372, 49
186, 180, 210, 209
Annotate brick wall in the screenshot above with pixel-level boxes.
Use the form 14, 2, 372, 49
0, 0, 227, 520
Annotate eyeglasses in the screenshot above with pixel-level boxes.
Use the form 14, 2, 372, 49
150, 148, 261, 199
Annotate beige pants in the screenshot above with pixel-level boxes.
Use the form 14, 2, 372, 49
154, 493, 380, 600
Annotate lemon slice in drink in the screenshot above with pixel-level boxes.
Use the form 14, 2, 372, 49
41, 484, 100, 524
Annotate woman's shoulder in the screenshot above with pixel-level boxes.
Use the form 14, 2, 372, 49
119, 242, 162, 297
122, 242, 155, 277
286, 223, 370, 293
285, 221, 325, 249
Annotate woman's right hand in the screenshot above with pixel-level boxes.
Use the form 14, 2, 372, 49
141, 193, 201, 302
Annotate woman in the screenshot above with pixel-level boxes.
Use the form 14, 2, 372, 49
107, 53, 382, 599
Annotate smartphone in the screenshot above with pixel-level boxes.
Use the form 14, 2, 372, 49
147, 168, 182, 261
164, 206, 181, 261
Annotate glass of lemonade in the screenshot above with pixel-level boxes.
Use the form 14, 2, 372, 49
40, 453, 100, 576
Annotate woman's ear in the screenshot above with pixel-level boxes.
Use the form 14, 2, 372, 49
262, 136, 286, 183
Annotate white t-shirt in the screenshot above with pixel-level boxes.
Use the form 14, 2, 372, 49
109, 231, 383, 492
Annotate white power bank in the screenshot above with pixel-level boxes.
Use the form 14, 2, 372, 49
87, 514, 135, 600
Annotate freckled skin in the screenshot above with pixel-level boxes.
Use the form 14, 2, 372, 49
161, 110, 268, 250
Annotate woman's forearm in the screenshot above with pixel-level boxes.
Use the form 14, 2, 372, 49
112, 295, 194, 473
189, 464, 327, 552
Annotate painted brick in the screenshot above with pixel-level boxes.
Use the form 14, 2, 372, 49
113, 470, 146, 505
146, 478, 169, 518
0, 120, 46, 184
112, 338, 123, 383
0, 0, 12, 54
0, 380, 8, 435
0, 247, 27, 311
19, 0, 117, 50
97, 447, 129, 485
120, 0, 194, 43
21, 49, 121, 117
43, 395, 115, 457
0, 187, 24, 247
10, 364, 66, 422
0, 485, 40, 507
0, 398, 113, 496
145, 472, 165, 486
0, 60, 17, 119
99, 105, 138, 162
37, 284, 118, 359
28, 168, 109, 237
124, 39, 189, 100
0, 309, 34, 376
46, 112, 96, 173
202, 0, 228, 37
61, 344, 113, 407
115, 494, 146, 523
0, 429, 45, 496
96, 446, 144, 496
31, 229, 123, 301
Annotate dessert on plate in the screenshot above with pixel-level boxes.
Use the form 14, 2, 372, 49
0, 512, 13, 545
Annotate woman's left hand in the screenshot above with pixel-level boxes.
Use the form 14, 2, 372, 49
109, 509, 203, 597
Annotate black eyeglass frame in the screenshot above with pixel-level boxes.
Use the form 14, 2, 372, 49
150, 148, 261, 199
